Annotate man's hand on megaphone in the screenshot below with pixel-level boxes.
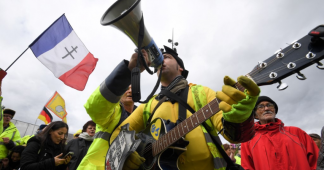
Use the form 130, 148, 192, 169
128, 49, 151, 73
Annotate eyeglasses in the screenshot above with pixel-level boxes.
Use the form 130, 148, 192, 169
3, 115, 12, 118
256, 103, 274, 110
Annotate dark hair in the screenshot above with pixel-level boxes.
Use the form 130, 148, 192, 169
82, 120, 96, 133
36, 121, 69, 153
162, 45, 189, 79
9, 145, 25, 158
309, 133, 321, 140
223, 143, 230, 151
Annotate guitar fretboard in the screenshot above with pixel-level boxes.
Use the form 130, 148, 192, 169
152, 82, 246, 156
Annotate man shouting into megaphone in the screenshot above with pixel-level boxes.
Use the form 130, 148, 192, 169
80, 46, 260, 170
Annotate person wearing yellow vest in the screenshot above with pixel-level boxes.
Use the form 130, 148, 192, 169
0, 108, 21, 163
19, 124, 47, 146
235, 145, 241, 165
77, 85, 136, 170
108, 46, 260, 170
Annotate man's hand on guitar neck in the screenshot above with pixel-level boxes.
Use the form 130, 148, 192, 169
216, 76, 260, 123
123, 151, 145, 170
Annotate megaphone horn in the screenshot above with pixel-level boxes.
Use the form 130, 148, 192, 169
101, 0, 163, 70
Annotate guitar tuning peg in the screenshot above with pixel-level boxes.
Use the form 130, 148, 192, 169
277, 81, 288, 91
296, 71, 306, 80
316, 61, 324, 70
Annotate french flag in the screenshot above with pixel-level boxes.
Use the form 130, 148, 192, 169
29, 14, 98, 91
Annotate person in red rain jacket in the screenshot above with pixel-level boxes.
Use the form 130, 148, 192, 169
241, 96, 319, 170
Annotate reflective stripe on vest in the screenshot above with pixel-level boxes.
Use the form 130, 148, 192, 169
10, 131, 16, 140
94, 131, 111, 141
143, 85, 226, 170
191, 85, 226, 170
201, 125, 227, 169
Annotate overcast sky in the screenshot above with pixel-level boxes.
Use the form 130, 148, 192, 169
1, 0, 324, 144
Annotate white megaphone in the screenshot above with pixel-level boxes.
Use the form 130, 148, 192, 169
100, 0, 163, 71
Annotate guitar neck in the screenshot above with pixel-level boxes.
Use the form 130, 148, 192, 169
152, 81, 247, 156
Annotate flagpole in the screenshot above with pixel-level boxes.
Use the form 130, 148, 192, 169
32, 91, 56, 134
5, 47, 29, 71
23, 123, 30, 136
7, 14, 66, 72
31, 117, 38, 135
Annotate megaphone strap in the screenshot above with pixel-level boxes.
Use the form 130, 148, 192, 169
137, 15, 153, 75
131, 66, 162, 103
131, 14, 161, 103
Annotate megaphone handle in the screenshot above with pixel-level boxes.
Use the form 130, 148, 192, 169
131, 67, 141, 102
131, 50, 159, 102
131, 65, 162, 103
138, 52, 153, 75
131, 14, 160, 102
139, 66, 162, 103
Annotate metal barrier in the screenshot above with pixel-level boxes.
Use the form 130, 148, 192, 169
11, 119, 74, 142
11, 119, 39, 137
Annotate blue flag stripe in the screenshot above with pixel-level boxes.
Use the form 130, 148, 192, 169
29, 14, 73, 58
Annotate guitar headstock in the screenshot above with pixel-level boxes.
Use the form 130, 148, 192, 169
248, 25, 324, 90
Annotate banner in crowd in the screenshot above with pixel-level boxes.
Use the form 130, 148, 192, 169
45, 91, 68, 123
29, 14, 98, 91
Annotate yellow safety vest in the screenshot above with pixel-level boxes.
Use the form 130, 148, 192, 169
0, 122, 21, 159
20, 135, 34, 146
77, 87, 122, 170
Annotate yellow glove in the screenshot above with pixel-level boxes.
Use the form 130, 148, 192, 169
123, 151, 145, 170
216, 76, 260, 123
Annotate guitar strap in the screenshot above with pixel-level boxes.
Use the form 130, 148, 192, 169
145, 86, 193, 128
177, 85, 192, 123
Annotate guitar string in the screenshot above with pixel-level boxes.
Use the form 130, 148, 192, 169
247, 40, 317, 84
246, 40, 303, 79
247, 44, 311, 84
251, 54, 310, 84
247, 46, 294, 79
250, 55, 306, 84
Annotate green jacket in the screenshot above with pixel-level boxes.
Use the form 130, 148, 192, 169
78, 60, 133, 170
20, 135, 34, 146
0, 122, 21, 159
77, 87, 123, 170
235, 155, 241, 165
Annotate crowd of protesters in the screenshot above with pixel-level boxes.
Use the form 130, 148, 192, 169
0, 47, 324, 170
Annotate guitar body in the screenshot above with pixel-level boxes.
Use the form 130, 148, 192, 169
136, 118, 189, 170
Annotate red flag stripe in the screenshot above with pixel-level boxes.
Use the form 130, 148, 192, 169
59, 52, 98, 91
39, 107, 53, 124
